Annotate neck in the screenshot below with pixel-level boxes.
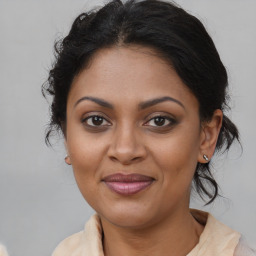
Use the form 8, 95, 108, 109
101, 208, 204, 256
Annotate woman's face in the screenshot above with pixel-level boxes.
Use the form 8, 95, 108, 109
65, 46, 206, 228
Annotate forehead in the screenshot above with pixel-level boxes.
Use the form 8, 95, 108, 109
68, 45, 198, 109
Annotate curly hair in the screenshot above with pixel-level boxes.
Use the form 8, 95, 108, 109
42, 0, 240, 204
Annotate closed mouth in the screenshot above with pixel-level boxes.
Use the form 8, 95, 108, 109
102, 173, 155, 195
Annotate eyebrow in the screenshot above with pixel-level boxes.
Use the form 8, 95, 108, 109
139, 96, 185, 110
74, 96, 114, 109
74, 96, 184, 110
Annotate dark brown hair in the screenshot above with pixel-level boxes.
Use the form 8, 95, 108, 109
42, 0, 239, 204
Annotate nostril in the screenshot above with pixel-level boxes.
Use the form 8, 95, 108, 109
109, 156, 118, 162
109, 155, 143, 165
122, 156, 143, 165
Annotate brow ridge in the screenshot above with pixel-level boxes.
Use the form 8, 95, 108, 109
74, 96, 114, 109
74, 96, 184, 110
139, 96, 184, 109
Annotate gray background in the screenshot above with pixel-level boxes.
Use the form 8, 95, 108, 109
0, 0, 255, 255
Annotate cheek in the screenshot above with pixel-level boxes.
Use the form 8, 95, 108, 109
67, 120, 106, 164
67, 130, 108, 194
151, 128, 200, 188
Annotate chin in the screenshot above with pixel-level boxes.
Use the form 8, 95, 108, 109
97, 202, 160, 229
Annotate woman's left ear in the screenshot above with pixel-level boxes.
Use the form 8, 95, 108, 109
198, 109, 223, 163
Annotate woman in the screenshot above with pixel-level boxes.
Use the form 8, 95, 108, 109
43, 0, 255, 255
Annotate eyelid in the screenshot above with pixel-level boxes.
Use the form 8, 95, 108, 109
144, 112, 175, 122
80, 111, 177, 129
81, 112, 112, 126
145, 116, 176, 129
85, 116, 111, 126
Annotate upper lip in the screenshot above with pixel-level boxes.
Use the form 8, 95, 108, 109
102, 173, 154, 182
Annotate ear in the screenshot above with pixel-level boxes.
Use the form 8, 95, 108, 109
198, 109, 223, 163
64, 140, 72, 165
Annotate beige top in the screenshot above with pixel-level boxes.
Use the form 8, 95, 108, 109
52, 209, 254, 256
0, 245, 8, 256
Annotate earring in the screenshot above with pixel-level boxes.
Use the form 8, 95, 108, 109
203, 154, 209, 162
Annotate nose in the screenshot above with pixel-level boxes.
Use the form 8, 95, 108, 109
107, 125, 147, 165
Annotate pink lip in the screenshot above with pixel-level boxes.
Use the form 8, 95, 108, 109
103, 173, 154, 195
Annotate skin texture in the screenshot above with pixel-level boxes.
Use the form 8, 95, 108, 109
65, 45, 222, 256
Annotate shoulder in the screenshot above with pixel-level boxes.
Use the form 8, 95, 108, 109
234, 238, 256, 256
189, 209, 256, 256
52, 214, 104, 256
189, 209, 241, 256
0, 245, 9, 256
52, 231, 84, 256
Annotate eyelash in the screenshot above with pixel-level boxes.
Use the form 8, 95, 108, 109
144, 115, 176, 128
82, 115, 111, 127
81, 114, 176, 130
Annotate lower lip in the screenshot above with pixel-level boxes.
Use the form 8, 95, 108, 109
104, 181, 153, 195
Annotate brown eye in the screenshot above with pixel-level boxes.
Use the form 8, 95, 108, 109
153, 117, 165, 126
83, 115, 110, 127
146, 116, 175, 127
